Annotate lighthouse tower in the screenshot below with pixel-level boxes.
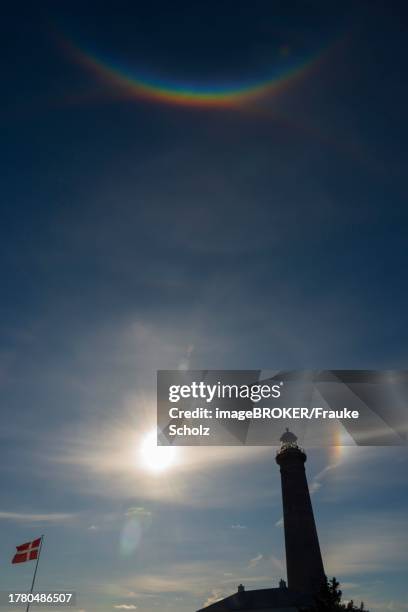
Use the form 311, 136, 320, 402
275, 429, 326, 595
196, 430, 326, 611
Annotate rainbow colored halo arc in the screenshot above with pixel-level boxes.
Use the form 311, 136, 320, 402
63, 38, 323, 109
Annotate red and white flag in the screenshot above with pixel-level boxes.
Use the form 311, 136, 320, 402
12, 538, 42, 564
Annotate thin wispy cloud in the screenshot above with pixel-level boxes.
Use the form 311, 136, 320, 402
203, 590, 227, 607
248, 553, 285, 573
106, 559, 276, 605
0, 511, 75, 523
309, 461, 340, 494
249, 553, 263, 568
323, 513, 408, 576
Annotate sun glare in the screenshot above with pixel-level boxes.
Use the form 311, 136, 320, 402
140, 431, 177, 473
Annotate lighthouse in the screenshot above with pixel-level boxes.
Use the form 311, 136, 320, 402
196, 429, 326, 610
275, 428, 326, 595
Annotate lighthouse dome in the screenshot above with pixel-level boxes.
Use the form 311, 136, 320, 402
279, 428, 298, 445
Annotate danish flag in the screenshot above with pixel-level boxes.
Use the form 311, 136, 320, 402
12, 538, 42, 564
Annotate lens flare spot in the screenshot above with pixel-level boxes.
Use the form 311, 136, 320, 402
120, 518, 143, 556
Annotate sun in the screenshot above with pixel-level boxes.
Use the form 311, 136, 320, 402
140, 430, 177, 473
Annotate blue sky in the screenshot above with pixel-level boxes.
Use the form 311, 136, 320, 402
1, 2, 408, 611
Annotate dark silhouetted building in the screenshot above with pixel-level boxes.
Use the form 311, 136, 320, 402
276, 429, 325, 595
196, 430, 325, 611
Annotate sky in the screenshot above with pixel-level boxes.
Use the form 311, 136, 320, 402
1, 1, 408, 611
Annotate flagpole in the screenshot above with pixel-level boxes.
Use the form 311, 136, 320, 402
26, 535, 44, 612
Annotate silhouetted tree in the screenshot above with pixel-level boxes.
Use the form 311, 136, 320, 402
313, 577, 369, 612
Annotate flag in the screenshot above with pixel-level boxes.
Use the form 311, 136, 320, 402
12, 538, 42, 564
